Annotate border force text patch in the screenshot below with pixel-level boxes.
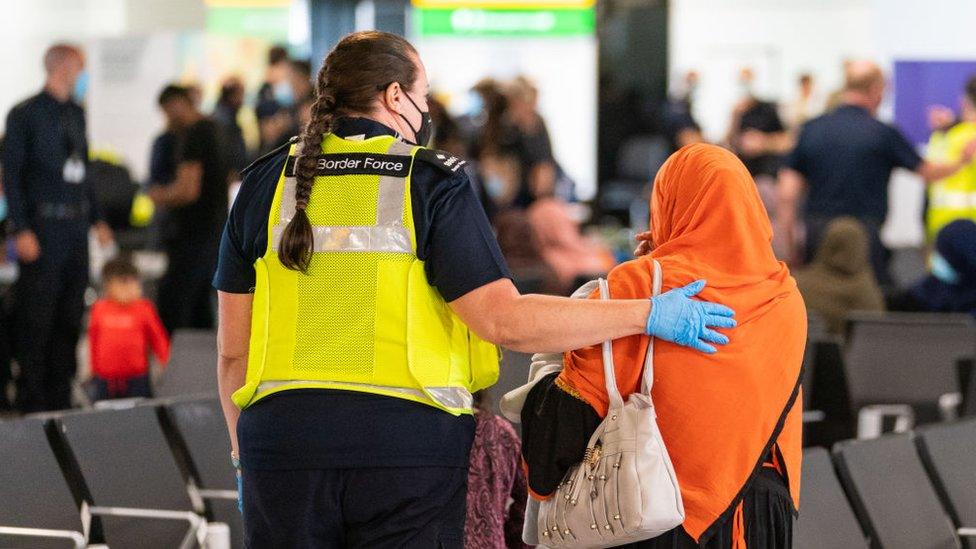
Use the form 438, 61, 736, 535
284, 153, 412, 178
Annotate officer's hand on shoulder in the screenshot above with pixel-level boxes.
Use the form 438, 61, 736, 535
15, 230, 41, 263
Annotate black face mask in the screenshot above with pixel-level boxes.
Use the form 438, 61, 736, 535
400, 92, 434, 146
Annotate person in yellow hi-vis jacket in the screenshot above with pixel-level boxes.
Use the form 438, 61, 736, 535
213, 31, 737, 548
925, 76, 976, 242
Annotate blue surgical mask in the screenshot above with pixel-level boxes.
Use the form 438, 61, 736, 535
485, 176, 506, 199
931, 252, 960, 285
274, 81, 295, 107
0, 196, 7, 222
72, 70, 89, 103
467, 91, 484, 117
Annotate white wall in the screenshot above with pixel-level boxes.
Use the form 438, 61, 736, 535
670, 0, 875, 142
670, 0, 976, 248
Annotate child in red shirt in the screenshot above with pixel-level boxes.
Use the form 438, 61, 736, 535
88, 257, 170, 401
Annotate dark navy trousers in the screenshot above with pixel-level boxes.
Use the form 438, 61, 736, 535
241, 466, 467, 549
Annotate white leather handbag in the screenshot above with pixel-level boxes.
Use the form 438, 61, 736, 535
536, 261, 684, 548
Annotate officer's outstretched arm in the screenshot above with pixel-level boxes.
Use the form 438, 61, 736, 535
451, 279, 646, 353
450, 278, 734, 355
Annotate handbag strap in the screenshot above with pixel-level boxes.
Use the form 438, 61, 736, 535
598, 260, 663, 411
641, 260, 663, 394
598, 278, 625, 410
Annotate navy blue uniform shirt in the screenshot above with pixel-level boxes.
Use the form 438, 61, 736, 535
784, 104, 922, 222
2, 91, 101, 233
213, 117, 512, 470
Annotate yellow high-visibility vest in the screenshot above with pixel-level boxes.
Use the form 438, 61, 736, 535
233, 133, 499, 415
926, 121, 976, 241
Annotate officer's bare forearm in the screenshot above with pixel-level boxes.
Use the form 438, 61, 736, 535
450, 278, 649, 354
217, 291, 253, 456
217, 355, 246, 455
495, 293, 650, 353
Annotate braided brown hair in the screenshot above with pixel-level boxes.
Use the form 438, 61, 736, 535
278, 31, 419, 272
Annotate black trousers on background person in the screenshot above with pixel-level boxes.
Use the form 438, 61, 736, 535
14, 223, 88, 413
157, 234, 219, 335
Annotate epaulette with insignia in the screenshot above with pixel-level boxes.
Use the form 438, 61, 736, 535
240, 136, 298, 176
414, 147, 467, 174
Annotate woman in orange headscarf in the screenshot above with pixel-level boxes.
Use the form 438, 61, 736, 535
522, 144, 804, 547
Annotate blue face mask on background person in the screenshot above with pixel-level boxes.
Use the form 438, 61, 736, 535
485, 175, 506, 199
931, 252, 960, 285
274, 81, 295, 107
72, 70, 89, 103
467, 91, 484, 117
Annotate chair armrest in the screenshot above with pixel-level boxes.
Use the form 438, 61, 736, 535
803, 410, 826, 423
199, 489, 239, 501
89, 506, 206, 549
0, 525, 86, 549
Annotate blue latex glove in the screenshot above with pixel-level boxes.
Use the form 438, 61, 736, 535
236, 467, 243, 514
646, 280, 736, 354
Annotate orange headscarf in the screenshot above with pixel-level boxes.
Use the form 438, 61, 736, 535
558, 144, 806, 543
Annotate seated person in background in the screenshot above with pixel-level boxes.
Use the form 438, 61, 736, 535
527, 195, 615, 293
88, 258, 170, 401
465, 391, 531, 549
888, 219, 976, 319
522, 144, 805, 548
794, 217, 885, 335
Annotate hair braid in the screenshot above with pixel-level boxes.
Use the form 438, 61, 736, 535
277, 64, 335, 272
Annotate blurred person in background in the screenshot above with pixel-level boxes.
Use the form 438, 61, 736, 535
428, 97, 465, 157
87, 257, 169, 402
824, 59, 855, 113
888, 219, 976, 318
663, 70, 705, 151
214, 77, 249, 181
726, 67, 792, 180
507, 76, 558, 208
465, 390, 531, 549
527, 193, 615, 293
256, 44, 291, 107
256, 46, 298, 154
472, 79, 524, 217
289, 59, 314, 106
459, 78, 503, 156
794, 217, 884, 336
777, 60, 976, 285
783, 73, 824, 132
3, 43, 113, 412
148, 84, 228, 334
923, 75, 976, 242
0, 136, 13, 412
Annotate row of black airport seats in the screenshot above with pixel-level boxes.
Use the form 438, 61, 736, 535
796, 417, 976, 549
0, 397, 240, 549
803, 312, 976, 447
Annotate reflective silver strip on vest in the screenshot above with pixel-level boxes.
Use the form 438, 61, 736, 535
272, 139, 415, 253
271, 224, 412, 253
930, 189, 976, 209
255, 380, 473, 410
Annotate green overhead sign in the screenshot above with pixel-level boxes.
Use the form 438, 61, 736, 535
207, 7, 290, 41
415, 6, 595, 37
